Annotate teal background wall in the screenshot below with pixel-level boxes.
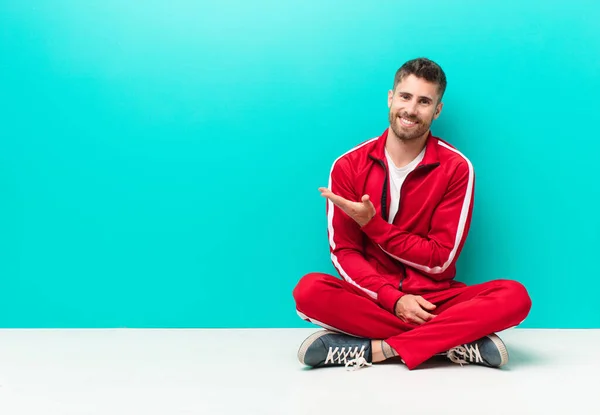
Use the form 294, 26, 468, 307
1, 1, 598, 328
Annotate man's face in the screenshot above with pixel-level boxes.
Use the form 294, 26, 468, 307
387, 74, 443, 141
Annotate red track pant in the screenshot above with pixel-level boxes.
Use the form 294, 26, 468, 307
293, 273, 532, 370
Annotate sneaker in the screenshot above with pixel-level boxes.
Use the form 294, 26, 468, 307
446, 333, 508, 368
297, 330, 372, 371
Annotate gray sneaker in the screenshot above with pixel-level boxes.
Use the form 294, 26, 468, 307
298, 330, 372, 370
446, 333, 509, 367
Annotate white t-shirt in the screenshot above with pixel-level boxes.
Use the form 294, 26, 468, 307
385, 147, 426, 224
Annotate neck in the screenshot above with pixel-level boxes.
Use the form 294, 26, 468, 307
385, 128, 429, 168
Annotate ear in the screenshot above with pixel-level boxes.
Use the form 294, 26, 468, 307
387, 89, 393, 108
433, 102, 443, 120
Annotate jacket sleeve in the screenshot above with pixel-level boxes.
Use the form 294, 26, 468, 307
360, 160, 474, 281
327, 157, 404, 313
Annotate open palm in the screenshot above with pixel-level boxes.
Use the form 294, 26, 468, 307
319, 187, 376, 227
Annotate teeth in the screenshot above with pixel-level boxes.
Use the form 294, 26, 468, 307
401, 117, 416, 125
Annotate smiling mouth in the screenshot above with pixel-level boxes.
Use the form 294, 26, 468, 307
398, 116, 418, 127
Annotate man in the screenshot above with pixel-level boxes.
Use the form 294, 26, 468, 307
293, 57, 531, 371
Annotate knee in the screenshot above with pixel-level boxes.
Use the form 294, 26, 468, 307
292, 273, 329, 312
497, 279, 532, 322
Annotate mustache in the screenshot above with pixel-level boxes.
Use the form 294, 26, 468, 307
398, 112, 420, 122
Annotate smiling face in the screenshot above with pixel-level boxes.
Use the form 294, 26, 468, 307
387, 74, 443, 142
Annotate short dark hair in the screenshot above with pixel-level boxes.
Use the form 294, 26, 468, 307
393, 57, 447, 101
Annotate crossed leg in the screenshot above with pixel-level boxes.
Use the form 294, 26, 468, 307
293, 273, 532, 370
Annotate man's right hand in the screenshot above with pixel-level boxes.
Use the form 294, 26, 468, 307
395, 295, 437, 325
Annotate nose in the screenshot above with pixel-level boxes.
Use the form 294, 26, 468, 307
406, 99, 418, 115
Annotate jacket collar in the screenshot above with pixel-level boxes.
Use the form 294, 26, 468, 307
369, 128, 440, 168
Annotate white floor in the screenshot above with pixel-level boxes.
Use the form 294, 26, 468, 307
0, 328, 597, 415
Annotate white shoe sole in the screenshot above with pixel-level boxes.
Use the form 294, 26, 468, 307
487, 333, 509, 367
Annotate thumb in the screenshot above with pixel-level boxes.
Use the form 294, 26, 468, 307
417, 297, 436, 310
361, 194, 375, 208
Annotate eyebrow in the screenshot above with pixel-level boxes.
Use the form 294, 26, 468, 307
398, 91, 434, 102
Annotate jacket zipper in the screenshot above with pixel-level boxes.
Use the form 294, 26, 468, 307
394, 164, 436, 292
369, 156, 389, 222
370, 155, 406, 289
369, 156, 439, 292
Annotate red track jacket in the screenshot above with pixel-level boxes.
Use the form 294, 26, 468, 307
327, 128, 475, 314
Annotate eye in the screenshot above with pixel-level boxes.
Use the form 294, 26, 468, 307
419, 99, 431, 105
400, 94, 410, 100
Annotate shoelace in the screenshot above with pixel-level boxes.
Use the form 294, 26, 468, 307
446, 343, 482, 366
345, 356, 372, 371
325, 346, 371, 371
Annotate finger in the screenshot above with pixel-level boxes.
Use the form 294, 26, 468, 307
409, 314, 427, 325
416, 296, 436, 310
361, 194, 376, 209
325, 194, 350, 210
415, 309, 436, 322
318, 187, 333, 198
318, 187, 337, 199
319, 188, 350, 208
397, 313, 413, 324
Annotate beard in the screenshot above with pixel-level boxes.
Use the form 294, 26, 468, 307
388, 110, 433, 142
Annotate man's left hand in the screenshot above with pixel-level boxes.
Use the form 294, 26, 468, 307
319, 187, 376, 227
